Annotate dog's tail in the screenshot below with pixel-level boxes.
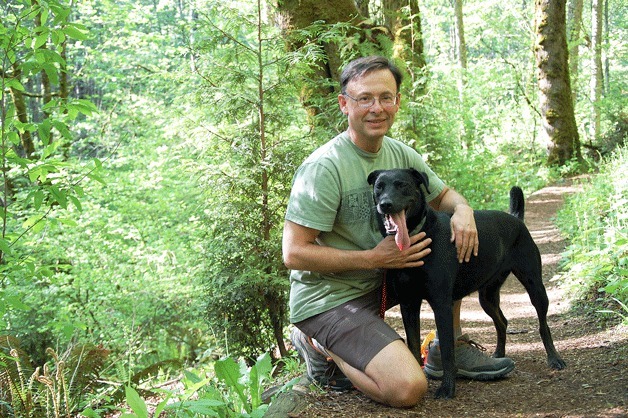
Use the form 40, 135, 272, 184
509, 186, 525, 221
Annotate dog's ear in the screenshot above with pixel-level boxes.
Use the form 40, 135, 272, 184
409, 168, 430, 192
367, 170, 381, 186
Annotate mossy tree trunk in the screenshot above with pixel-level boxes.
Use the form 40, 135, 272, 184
567, 0, 583, 104
453, 0, 467, 92
534, 0, 582, 165
34, 1, 53, 140
382, 0, 427, 93
276, 0, 431, 135
276, 0, 365, 119
8, 63, 36, 159
453, 0, 470, 147
355, 0, 370, 17
590, 0, 603, 141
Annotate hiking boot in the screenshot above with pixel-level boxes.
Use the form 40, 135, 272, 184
290, 327, 353, 391
316, 363, 354, 391
424, 334, 515, 381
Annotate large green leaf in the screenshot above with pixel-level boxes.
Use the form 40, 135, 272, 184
124, 385, 149, 418
215, 357, 248, 411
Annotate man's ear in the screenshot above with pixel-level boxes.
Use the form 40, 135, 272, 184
338, 94, 349, 114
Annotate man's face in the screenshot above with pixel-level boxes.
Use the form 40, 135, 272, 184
338, 69, 400, 150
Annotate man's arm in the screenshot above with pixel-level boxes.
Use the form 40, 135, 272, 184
282, 220, 432, 273
429, 187, 479, 263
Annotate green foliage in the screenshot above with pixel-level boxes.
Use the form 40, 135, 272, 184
438, 145, 555, 209
213, 353, 271, 415
120, 353, 273, 417
597, 298, 628, 322
571, 0, 627, 150
121, 386, 150, 418
187, 1, 309, 359
37, 157, 212, 362
0, 337, 110, 418
0, 0, 625, 415
1, 0, 105, 365
395, 75, 556, 209
2, 2, 213, 406
556, 146, 628, 321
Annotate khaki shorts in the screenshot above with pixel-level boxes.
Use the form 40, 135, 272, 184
294, 289, 401, 371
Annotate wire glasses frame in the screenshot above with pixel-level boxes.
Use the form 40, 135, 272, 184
343, 92, 399, 108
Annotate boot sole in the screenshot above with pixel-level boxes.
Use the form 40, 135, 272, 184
424, 363, 515, 381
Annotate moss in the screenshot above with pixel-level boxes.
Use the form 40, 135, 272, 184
545, 108, 560, 119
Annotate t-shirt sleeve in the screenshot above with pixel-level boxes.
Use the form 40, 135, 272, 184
285, 162, 340, 232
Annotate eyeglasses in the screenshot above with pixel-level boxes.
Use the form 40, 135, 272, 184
343, 93, 398, 108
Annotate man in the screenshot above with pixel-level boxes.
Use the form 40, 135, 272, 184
282, 56, 514, 407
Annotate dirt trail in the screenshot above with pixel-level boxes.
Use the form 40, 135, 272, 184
277, 179, 628, 418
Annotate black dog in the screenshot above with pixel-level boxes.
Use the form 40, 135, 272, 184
368, 168, 566, 399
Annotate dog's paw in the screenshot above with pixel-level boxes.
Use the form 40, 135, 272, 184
434, 383, 455, 399
492, 351, 506, 358
549, 356, 566, 370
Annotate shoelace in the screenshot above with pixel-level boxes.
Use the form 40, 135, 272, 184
459, 339, 493, 362
324, 362, 341, 377
427, 337, 488, 354
463, 338, 487, 352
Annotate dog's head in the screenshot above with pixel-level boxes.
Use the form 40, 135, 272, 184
367, 168, 430, 250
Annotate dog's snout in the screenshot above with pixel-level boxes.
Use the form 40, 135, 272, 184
379, 200, 394, 212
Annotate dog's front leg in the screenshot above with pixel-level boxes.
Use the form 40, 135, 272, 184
400, 302, 423, 365
432, 301, 457, 399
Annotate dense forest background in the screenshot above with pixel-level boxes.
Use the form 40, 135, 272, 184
1, 0, 626, 416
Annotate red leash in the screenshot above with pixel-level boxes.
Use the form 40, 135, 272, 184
379, 270, 387, 319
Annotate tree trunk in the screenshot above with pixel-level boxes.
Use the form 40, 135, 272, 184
276, 0, 364, 111
34, 3, 53, 146
453, 0, 469, 146
454, 0, 467, 92
256, 0, 287, 358
59, 38, 69, 100
355, 0, 370, 17
382, 0, 427, 93
590, 0, 603, 141
265, 291, 288, 358
9, 63, 36, 158
567, 0, 583, 104
603, 0, 609, 94
534, 0, 582, 165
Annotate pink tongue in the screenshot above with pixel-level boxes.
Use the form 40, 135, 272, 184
390, 210, 411, 251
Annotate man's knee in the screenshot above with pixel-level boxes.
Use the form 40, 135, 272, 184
384, 373, 428, 407
364, 340, 428, 407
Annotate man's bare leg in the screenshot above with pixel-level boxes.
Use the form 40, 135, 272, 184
452, 299, 463, 338
329, 340, 427, 407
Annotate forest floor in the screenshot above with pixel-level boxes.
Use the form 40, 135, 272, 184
267, 178, 627, 418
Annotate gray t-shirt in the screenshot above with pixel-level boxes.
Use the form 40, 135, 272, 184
286, 132, 445, 323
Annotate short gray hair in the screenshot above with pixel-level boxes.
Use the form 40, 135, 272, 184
339, 56, 403, 94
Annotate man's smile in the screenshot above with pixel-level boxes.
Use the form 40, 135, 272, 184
366, 118, 388, 126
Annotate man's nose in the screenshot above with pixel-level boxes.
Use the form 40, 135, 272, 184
369, 99, 385, 111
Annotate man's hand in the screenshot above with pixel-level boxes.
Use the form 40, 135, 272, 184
450, 204, 478, 263
373, 232, 432, 269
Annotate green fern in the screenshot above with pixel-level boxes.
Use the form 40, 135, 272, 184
0, 337, 111, 417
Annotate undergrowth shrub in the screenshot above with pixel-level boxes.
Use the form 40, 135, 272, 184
0, 336, 110, 417
556, 146, 628, 321
117, 353, 277, 418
